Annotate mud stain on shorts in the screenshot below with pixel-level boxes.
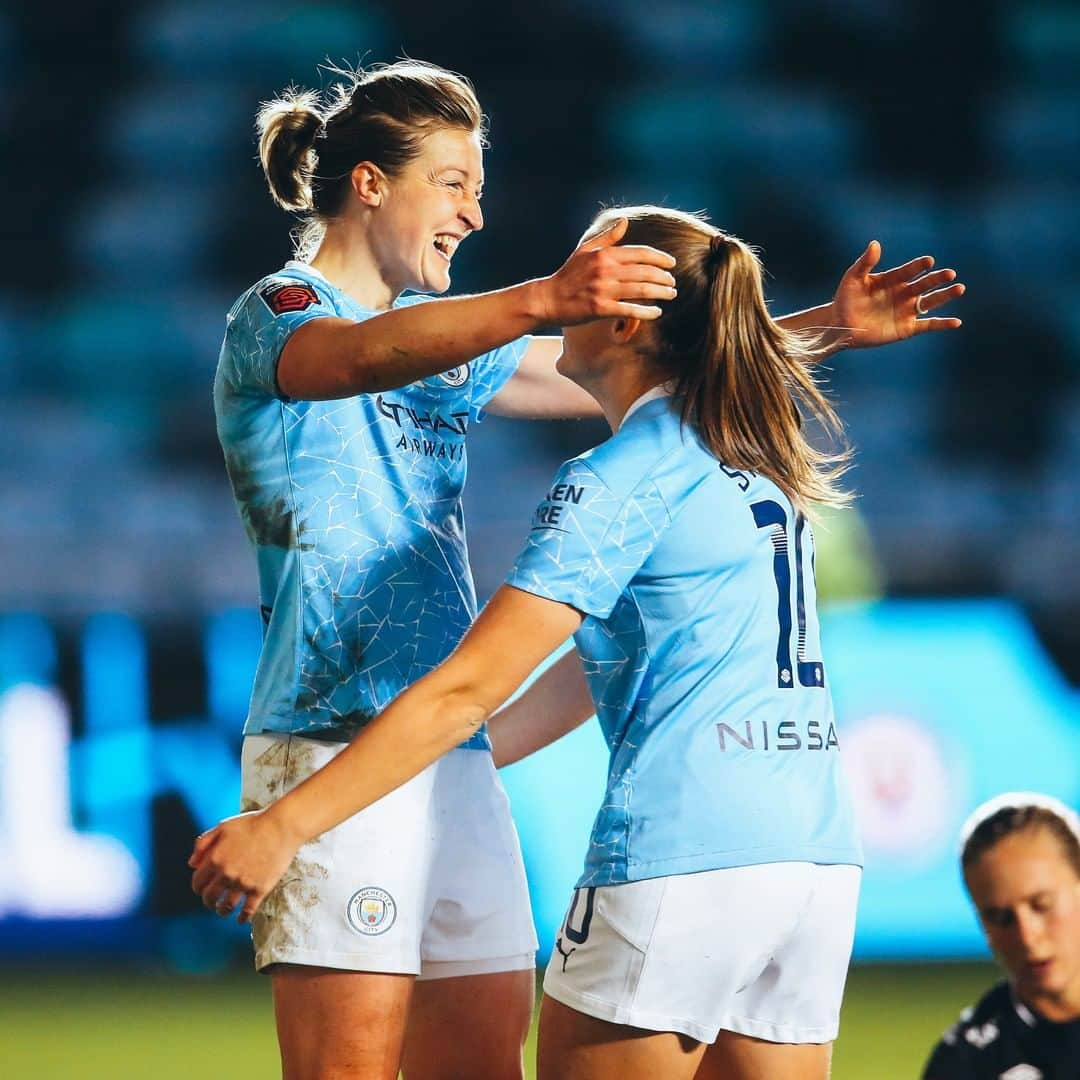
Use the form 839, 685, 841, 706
282, 738, 319, 790
255, 854, 331, 957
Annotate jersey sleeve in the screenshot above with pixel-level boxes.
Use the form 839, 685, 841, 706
222, 275, 336, 399
505, 457, 671, 619
468, 335, 529, 419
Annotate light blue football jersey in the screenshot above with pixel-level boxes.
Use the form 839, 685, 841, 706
215, 261, 527, 747
506, 394, 862, 885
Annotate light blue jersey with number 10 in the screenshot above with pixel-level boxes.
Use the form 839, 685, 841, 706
506, 394, 862, 887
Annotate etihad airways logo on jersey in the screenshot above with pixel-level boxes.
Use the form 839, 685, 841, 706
377, 394, 468, 436
717, 718, 839, 752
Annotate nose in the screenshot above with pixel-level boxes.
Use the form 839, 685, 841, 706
461, 194, 483, 232
1015, 909, 1045, 955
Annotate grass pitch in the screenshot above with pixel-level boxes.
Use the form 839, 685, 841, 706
0, 962, 995, 1078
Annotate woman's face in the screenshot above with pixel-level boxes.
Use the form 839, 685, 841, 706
369, 127, 484, 296
966, 826, 1080, 1010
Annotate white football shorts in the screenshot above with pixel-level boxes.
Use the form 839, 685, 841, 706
543, 861, 861, 1044
240, 733, 538, 979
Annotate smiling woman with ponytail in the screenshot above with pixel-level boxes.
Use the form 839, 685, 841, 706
200, 60, 682, 1080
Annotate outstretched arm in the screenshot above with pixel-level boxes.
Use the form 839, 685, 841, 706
278, 219, 676, 400
485, 337, 603, 419
485, 242, 966, 419
776, 241, 965, 357
189, 586, 582, 921
488, 647, 595, 767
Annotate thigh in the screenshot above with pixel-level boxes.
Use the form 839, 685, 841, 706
695, 1031, 832, 1080
402, 968, 534, 1080
272, 965, 414, 1080
538, 993, 706, 1080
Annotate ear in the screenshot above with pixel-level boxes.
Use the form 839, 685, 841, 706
350, 162, 385, 207
611, 317, 643, 343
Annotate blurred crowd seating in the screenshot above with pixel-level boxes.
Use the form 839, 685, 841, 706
2, 1, 1078, 673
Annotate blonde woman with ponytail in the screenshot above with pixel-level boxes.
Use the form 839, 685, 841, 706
194, 195, 963, 1078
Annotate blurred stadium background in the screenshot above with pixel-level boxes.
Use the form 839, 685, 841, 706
2, 1, 1078, 1076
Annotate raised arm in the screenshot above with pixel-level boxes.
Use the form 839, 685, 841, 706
776, 241, 965, 359
278, 219, 676, 400
190, 585, 583, 920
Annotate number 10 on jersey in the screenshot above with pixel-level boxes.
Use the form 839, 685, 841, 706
751, 500, 826, 690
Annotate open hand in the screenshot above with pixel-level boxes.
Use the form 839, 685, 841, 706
539, 217, 677, 325
832, 241, 965, 348
188, 808, 301, 924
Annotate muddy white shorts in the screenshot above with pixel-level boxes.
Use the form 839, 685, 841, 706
543, 861, 860, 1044
241, 734, 538, 979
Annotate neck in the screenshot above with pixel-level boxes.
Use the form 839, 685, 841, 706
1020, 980, 1080, 1023
579, 367, 669, 432
309, 220, 399, 310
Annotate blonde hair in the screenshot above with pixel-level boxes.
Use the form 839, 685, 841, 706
256, 60, 486, 257
591, 206, 850, 511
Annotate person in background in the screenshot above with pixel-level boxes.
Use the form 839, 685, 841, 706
923, 793, 1080, 1079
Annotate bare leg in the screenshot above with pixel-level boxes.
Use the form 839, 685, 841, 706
271, 965, 414, 1080
537, 993, 706, 1080
402, 969, 534, 1080
695, 1030, 832, 1080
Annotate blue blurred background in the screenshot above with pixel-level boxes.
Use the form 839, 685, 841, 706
1, 0, 1079, 1072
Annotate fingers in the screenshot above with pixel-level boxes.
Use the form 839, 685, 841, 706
913, 315, 963, 334
191, 859, 221, 896
609, 260, 677, 287
874, 254, 934, 288
611, 243, 677, 270
611, 279, 678, 302
914, 281, 966, 322
188, 827, 219, 868
847, 239, 881, 278
579, 217, 628, 252
209, 887, 247, 918
607, 302, 664, 321
905, 268, 957, 298
239, 892, 265, 925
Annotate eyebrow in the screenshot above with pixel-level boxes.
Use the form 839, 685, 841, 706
981, 891, 1053, 918
441, 163, 482, 179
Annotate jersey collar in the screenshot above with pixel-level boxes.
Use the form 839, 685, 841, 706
619, 384, 674, 430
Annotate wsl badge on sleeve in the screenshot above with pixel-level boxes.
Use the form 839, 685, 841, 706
346, 886, 397, 936
258, 279, 322, 316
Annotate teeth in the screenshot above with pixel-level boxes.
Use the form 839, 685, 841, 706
433, 234, 460, 258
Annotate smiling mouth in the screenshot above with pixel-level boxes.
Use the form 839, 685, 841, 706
433, 234, 462, 261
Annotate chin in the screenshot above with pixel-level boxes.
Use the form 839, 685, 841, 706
555, 352, 586, 383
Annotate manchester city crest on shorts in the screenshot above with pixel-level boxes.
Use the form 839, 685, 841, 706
438, 365, 469, 387
346, 887, 397, 936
